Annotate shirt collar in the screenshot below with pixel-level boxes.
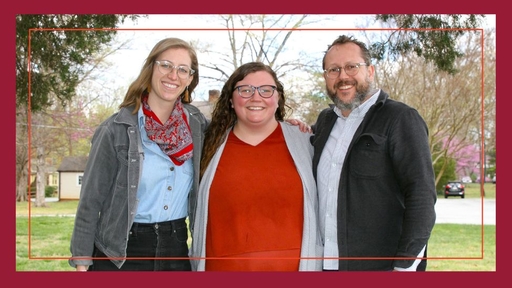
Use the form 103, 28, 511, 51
137, 105, 145, 127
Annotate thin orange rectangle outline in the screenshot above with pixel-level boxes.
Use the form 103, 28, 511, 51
25, 26, 488, 264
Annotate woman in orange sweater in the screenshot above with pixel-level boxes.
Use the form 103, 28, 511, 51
190, 62, 322, 271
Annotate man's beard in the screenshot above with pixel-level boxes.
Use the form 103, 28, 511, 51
327, 76, 372, 112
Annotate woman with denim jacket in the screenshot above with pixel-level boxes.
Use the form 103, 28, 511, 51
69, 38, 208, 271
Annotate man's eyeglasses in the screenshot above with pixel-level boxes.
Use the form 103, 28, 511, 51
235, 85, 277, 98
324, 63, 368, 78
154, 60, 195, 79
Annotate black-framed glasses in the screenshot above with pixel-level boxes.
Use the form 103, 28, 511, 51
324, 63, 368, 78
154, 60, 195, 79
235, 85, 277, 98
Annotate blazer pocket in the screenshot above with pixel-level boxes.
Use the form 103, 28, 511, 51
349, 133, 387, 178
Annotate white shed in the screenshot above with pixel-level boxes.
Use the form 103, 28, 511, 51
57, 156, 88, 200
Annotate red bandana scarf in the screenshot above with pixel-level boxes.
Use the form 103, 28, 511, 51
141, 95, 193, 165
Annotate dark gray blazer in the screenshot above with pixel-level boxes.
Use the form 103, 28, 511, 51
311, 90, 437, 271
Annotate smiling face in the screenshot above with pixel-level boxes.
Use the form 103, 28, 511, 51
232, 70, 279, 129
149, 48, 194, 108
323, 42, 375, 115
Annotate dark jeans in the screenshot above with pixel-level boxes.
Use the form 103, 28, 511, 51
89, 218, 191, 271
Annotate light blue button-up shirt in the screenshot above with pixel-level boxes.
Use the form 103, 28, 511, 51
317, 90, 379, 270
134, 107, 193, 223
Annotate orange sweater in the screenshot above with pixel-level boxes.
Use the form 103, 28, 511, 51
205, 126, 304, 271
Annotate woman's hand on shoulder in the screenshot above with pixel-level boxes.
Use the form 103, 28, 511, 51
285, 119, 312, 133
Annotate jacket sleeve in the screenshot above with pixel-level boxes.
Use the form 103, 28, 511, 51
389, 108, 437, 269
69, 123, 118, 268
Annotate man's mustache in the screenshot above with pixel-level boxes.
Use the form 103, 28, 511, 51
335, 80, 357, 89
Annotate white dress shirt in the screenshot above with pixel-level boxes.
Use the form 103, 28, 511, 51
317, 90, 379, 270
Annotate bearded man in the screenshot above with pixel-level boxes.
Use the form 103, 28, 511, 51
311, 35, 437, 271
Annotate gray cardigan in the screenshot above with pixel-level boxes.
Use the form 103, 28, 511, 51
190, 122, 323, 271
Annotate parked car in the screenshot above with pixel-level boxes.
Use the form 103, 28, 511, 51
444, 181, 465, 198
461, 176, 472, 183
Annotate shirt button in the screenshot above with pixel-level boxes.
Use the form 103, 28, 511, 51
164, 205, 168, 210
167, 186, 172, 191
170, 167, 174, 171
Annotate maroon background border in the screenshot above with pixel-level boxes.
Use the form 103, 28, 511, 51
6, 3, 503, 285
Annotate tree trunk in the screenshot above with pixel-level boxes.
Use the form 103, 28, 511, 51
16, 113, 29, 202
16, 161, 29, 202
34, 146, 47, 207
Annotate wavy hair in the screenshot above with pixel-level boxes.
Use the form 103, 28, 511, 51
200, 61, 290, 178
119, 38, 199, 113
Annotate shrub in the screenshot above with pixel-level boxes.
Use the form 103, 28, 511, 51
434, 156, 457, 194
45, 186, 57, 197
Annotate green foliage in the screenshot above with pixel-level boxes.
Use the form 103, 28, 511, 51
373, 14, 485, 74
16, 14, 139, 112
487, 148, 496, 177
45, 186, 57, 197
433, 156, 457, 192
28, 183, 57, 197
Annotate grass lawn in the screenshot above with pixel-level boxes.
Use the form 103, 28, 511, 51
16, 182, 496, 271
427, 224, 496, 271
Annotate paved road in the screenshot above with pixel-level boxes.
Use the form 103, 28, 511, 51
434, 198, 496, 225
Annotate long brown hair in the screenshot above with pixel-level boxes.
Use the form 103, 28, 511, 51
200, 61, 289, 178
119, 38, 199, 113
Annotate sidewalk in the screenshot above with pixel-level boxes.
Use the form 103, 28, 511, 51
434, 198, 496, 225
30, 197, 59, 202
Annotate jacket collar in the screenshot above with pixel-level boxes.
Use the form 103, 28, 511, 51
114, 105, 139, 126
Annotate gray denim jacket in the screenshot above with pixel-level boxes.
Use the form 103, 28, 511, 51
69, 104, 207, 269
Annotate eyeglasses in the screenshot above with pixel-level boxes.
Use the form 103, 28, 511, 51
324, 63, 368, 78
235, 85, 277, 98
154, 60, 195, 79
